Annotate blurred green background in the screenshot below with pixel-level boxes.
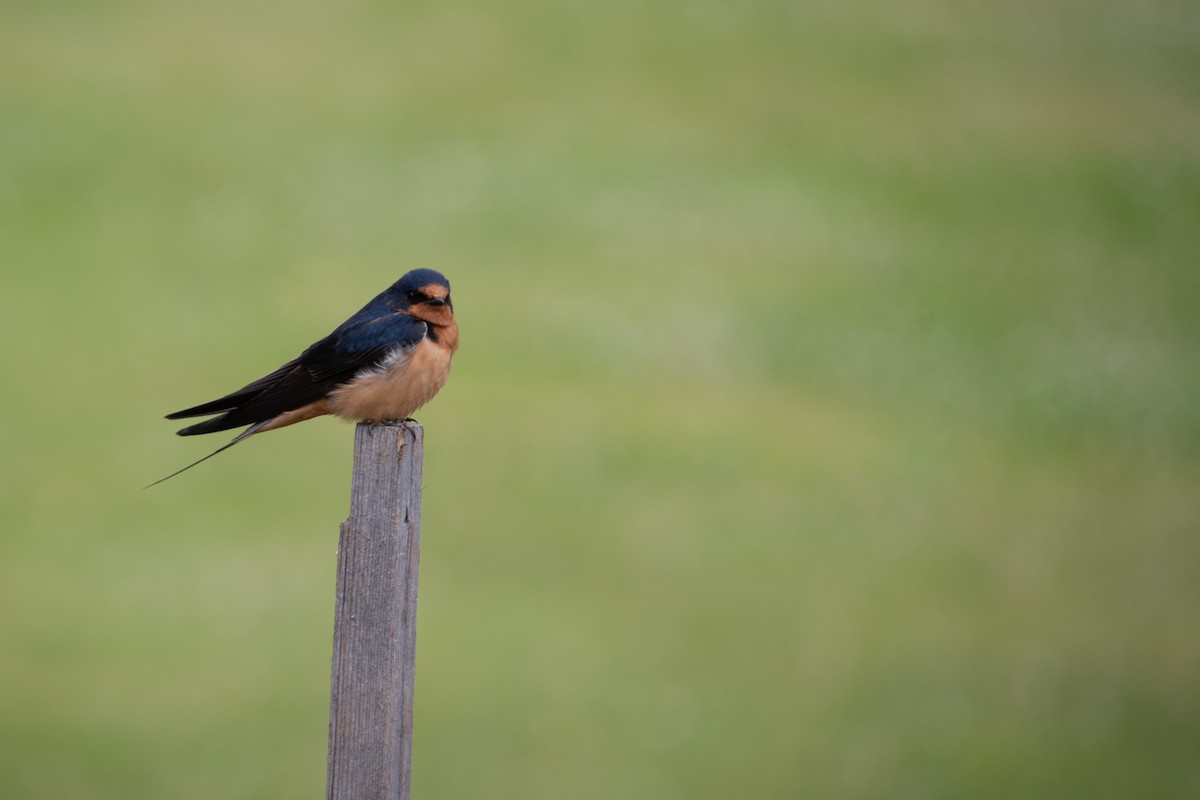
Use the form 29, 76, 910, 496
2, 0, 1199, 797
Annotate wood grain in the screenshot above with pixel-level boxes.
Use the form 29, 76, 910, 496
327, 421, 423, 800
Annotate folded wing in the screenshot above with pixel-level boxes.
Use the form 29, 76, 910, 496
167, 313, 428, 437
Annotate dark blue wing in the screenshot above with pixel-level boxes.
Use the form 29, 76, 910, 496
302, 312, 428, 382
167, 310, 427, 436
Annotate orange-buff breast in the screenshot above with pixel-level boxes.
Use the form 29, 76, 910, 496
328, 338, 453, 422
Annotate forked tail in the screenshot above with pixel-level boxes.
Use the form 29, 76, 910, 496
144, 423, 265, 488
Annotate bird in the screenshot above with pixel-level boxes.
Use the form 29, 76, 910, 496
149, 268, 458, 487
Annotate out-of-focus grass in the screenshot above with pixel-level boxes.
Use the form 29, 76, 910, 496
1, 1, 1198, 798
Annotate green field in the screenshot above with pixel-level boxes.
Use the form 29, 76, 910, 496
2, 1, 1198, 797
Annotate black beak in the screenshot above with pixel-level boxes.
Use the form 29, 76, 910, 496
426, 297, 448, 307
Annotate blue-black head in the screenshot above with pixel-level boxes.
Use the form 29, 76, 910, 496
392, 268, 452, 311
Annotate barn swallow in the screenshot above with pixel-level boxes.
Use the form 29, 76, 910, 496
149, 268, 458, 487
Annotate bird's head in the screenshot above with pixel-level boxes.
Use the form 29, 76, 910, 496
393, 268, 454, 326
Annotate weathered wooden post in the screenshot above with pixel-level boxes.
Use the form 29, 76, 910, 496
327, 421, 424, 800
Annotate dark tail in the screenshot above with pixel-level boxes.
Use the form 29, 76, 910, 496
165, 359, 300, 422
144, 423, 265, 488
173, 412, 255, 437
